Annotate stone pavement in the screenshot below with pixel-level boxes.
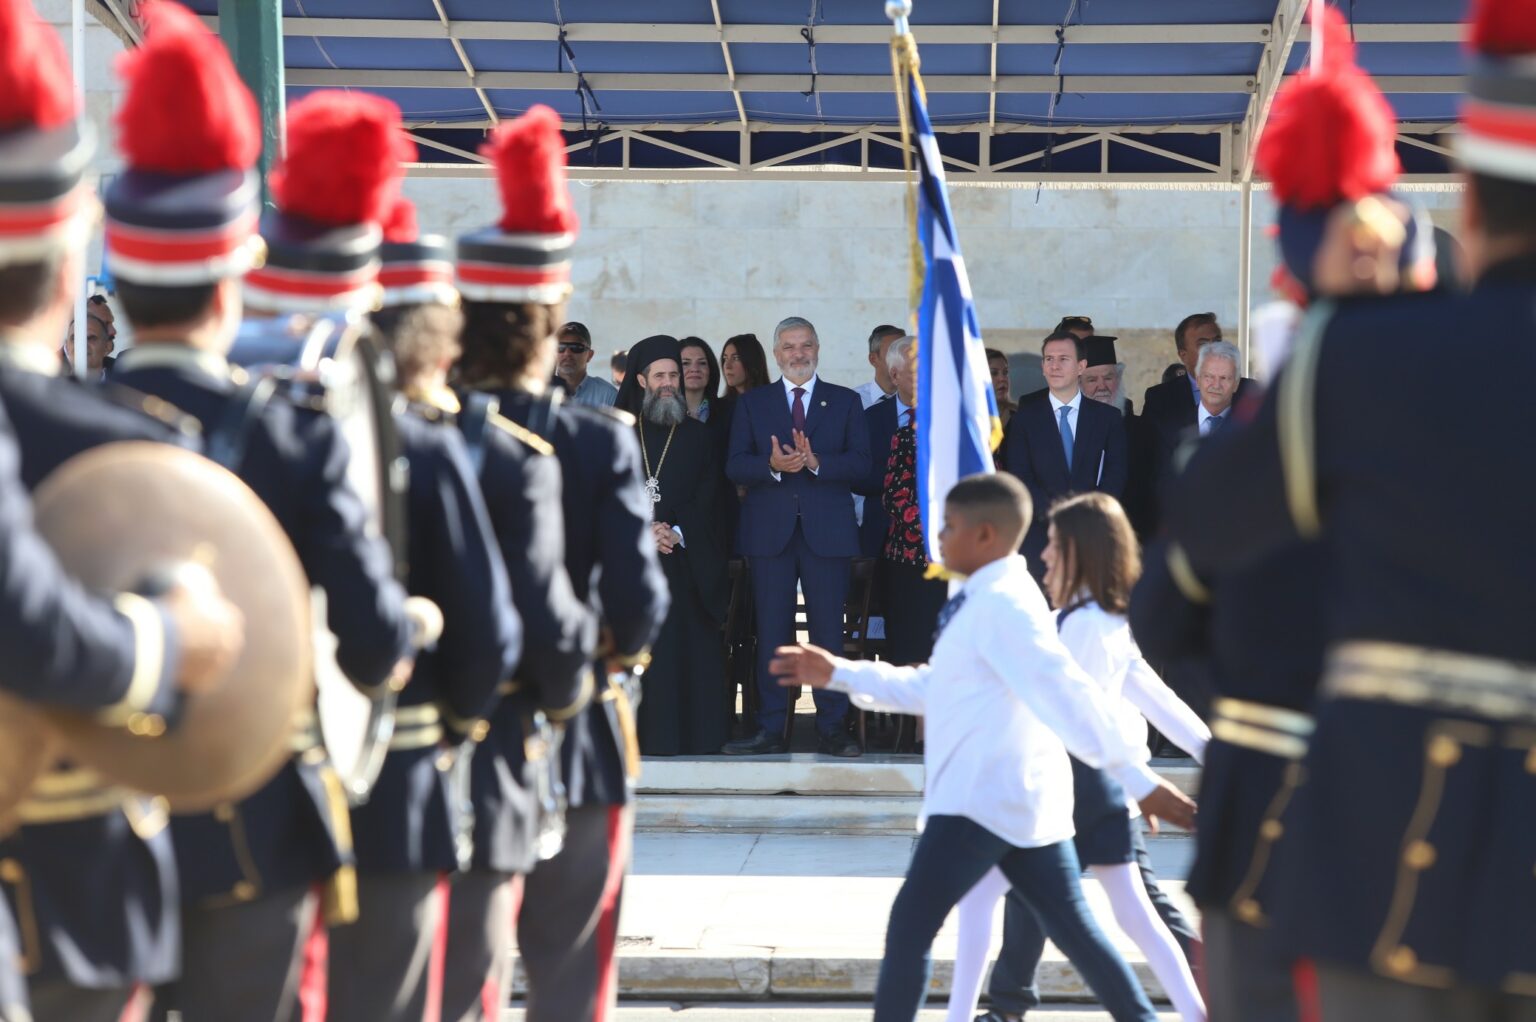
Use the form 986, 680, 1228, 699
511, 828, 1197, 1003
504, 1004, 1181, 1020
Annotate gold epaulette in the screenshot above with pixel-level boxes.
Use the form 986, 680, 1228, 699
487, 411, 555, 456
100, 385, 202, 438
572, 403, 636, 428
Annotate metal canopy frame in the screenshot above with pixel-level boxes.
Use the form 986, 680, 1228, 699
88, 2, 1466, 188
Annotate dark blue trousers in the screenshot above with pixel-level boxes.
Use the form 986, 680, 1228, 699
749, 522, 850, 737
874, 815, 1157, 1022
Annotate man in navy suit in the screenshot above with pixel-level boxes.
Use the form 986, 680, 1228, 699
1001, 330, 1128, 579
1138, 312, 1252, 534
723, 316, 870, 757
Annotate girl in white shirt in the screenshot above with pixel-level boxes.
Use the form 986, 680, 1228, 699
951, 492, 1210, 1022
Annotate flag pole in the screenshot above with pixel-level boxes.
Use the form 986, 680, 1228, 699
886, 0, 924, 319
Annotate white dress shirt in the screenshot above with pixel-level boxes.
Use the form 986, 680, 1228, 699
1198, 404, 1231, 435
855, 378, 892, 409
1048, 388, 1083, 433
827, 554, 1161, 849
1056, 601, 1210, 817
770, 374, 820, 481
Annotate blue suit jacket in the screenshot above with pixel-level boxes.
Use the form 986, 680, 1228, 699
855, 395, 900, 559
727, 377, 869, 559
1002, 388, 1127, 559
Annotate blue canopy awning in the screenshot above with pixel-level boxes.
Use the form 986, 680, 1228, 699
112, 0, 1468, 184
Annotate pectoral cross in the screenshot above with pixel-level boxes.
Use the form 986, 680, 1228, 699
644, 475, 661, 506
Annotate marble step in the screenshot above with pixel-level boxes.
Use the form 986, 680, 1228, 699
639, 755, 1199, 798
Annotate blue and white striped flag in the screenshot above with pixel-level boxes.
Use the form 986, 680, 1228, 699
909, 76, 1002, 573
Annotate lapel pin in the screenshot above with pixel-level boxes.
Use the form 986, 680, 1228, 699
820, 400, 827, 407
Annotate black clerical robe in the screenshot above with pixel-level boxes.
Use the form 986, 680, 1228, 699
635, 416, 731, 755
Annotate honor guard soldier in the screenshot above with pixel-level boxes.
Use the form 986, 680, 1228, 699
100, 15, 418, 1017
1134, 12, 1437, 1020
452, 105, 667, 1022
1164, 0, 1536, 1017
0, 5, 242, 1018
328, 196, 524, 1022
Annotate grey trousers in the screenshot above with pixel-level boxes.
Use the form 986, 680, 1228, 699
27, 984, 128, 1022
150, 886, 316, 1022
1202, 908, 1298, 1022
328, 872, 445, 1022
440, 870, 515, 1022
1316, 962, 1536, 1022
516, 804, 633, 1022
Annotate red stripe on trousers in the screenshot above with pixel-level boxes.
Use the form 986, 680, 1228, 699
299, 885, 329, 1022
592, 806, 630, 1022
425, 873, 450, 1022
1293, 957, 1321, 1022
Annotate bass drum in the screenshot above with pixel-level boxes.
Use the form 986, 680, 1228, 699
229, 312, 408, 805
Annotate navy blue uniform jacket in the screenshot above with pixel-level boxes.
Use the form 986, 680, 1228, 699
492, 390, 668, 810
112, 346, 414, 906
1166, 255, 1536, 987
350, 406, 522, 876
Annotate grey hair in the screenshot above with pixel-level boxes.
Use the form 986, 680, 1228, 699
773, 316, 819, 347
1195, 339, 1241, 377
885, 334, 917, 372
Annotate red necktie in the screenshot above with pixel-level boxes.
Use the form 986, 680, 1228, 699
792, 386, 807, 433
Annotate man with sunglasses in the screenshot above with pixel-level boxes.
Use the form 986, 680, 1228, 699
553, 321, 619, 408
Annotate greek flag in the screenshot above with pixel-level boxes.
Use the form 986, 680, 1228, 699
910, 76, 1001, 573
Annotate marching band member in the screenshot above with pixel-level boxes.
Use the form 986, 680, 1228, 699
328, 197, 524, 1021
1137, 9, 1434, 1020
1164, 0, 1536, 1016
451, 104, 667, 1022
100, 12, 415, 1016
0, 3, 242, 1019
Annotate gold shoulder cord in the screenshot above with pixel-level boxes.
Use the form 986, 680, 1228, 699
1277, 300, 1334, 539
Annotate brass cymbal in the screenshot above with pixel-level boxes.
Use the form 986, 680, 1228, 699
31, 442, 313, 812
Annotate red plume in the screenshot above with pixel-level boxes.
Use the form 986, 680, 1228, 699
114, 0, 260, 173
382, 196, 419, 243
1468, 0, 1536, 55
1255, 4, 1399, 209
482, 105, 578, 235
1310, 3, 1357, 74
270, 91, 415, 226
0, 0, 76, 130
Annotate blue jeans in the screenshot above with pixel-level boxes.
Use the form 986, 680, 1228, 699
988, 824, 1201, 1013
873, 815, 1157, 1022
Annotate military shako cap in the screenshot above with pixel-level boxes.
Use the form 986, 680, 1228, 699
244, 90, 412, 315
1459, 0, 1536, 183
103, 2, 264, 286
0, 0, 93, 268
378, 197, 457, 309
456, 104, 577, 306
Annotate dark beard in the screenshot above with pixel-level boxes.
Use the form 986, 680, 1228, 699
643, 389, 687, 427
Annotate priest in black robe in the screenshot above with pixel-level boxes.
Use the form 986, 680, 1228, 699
616, 336, 731, 755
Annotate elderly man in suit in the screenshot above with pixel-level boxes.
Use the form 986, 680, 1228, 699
723, 316, 870, 757
1001, 329, 1127, 580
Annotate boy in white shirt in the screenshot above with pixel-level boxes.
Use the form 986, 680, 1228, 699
771, 473, 1195, 1022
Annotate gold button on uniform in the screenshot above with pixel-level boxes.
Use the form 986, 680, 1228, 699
0, 860, 20, 883
1404, 840, 1437, 871
214, 803, 236, 822
1260, 820, 1284, 841
232, 881, 257, 901
1525, 747, 1536, 775
471, 720, 491, 743
1385, 946, 1418, 976
1428, 736, 1460, 767
1236, 899, 1264, 924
